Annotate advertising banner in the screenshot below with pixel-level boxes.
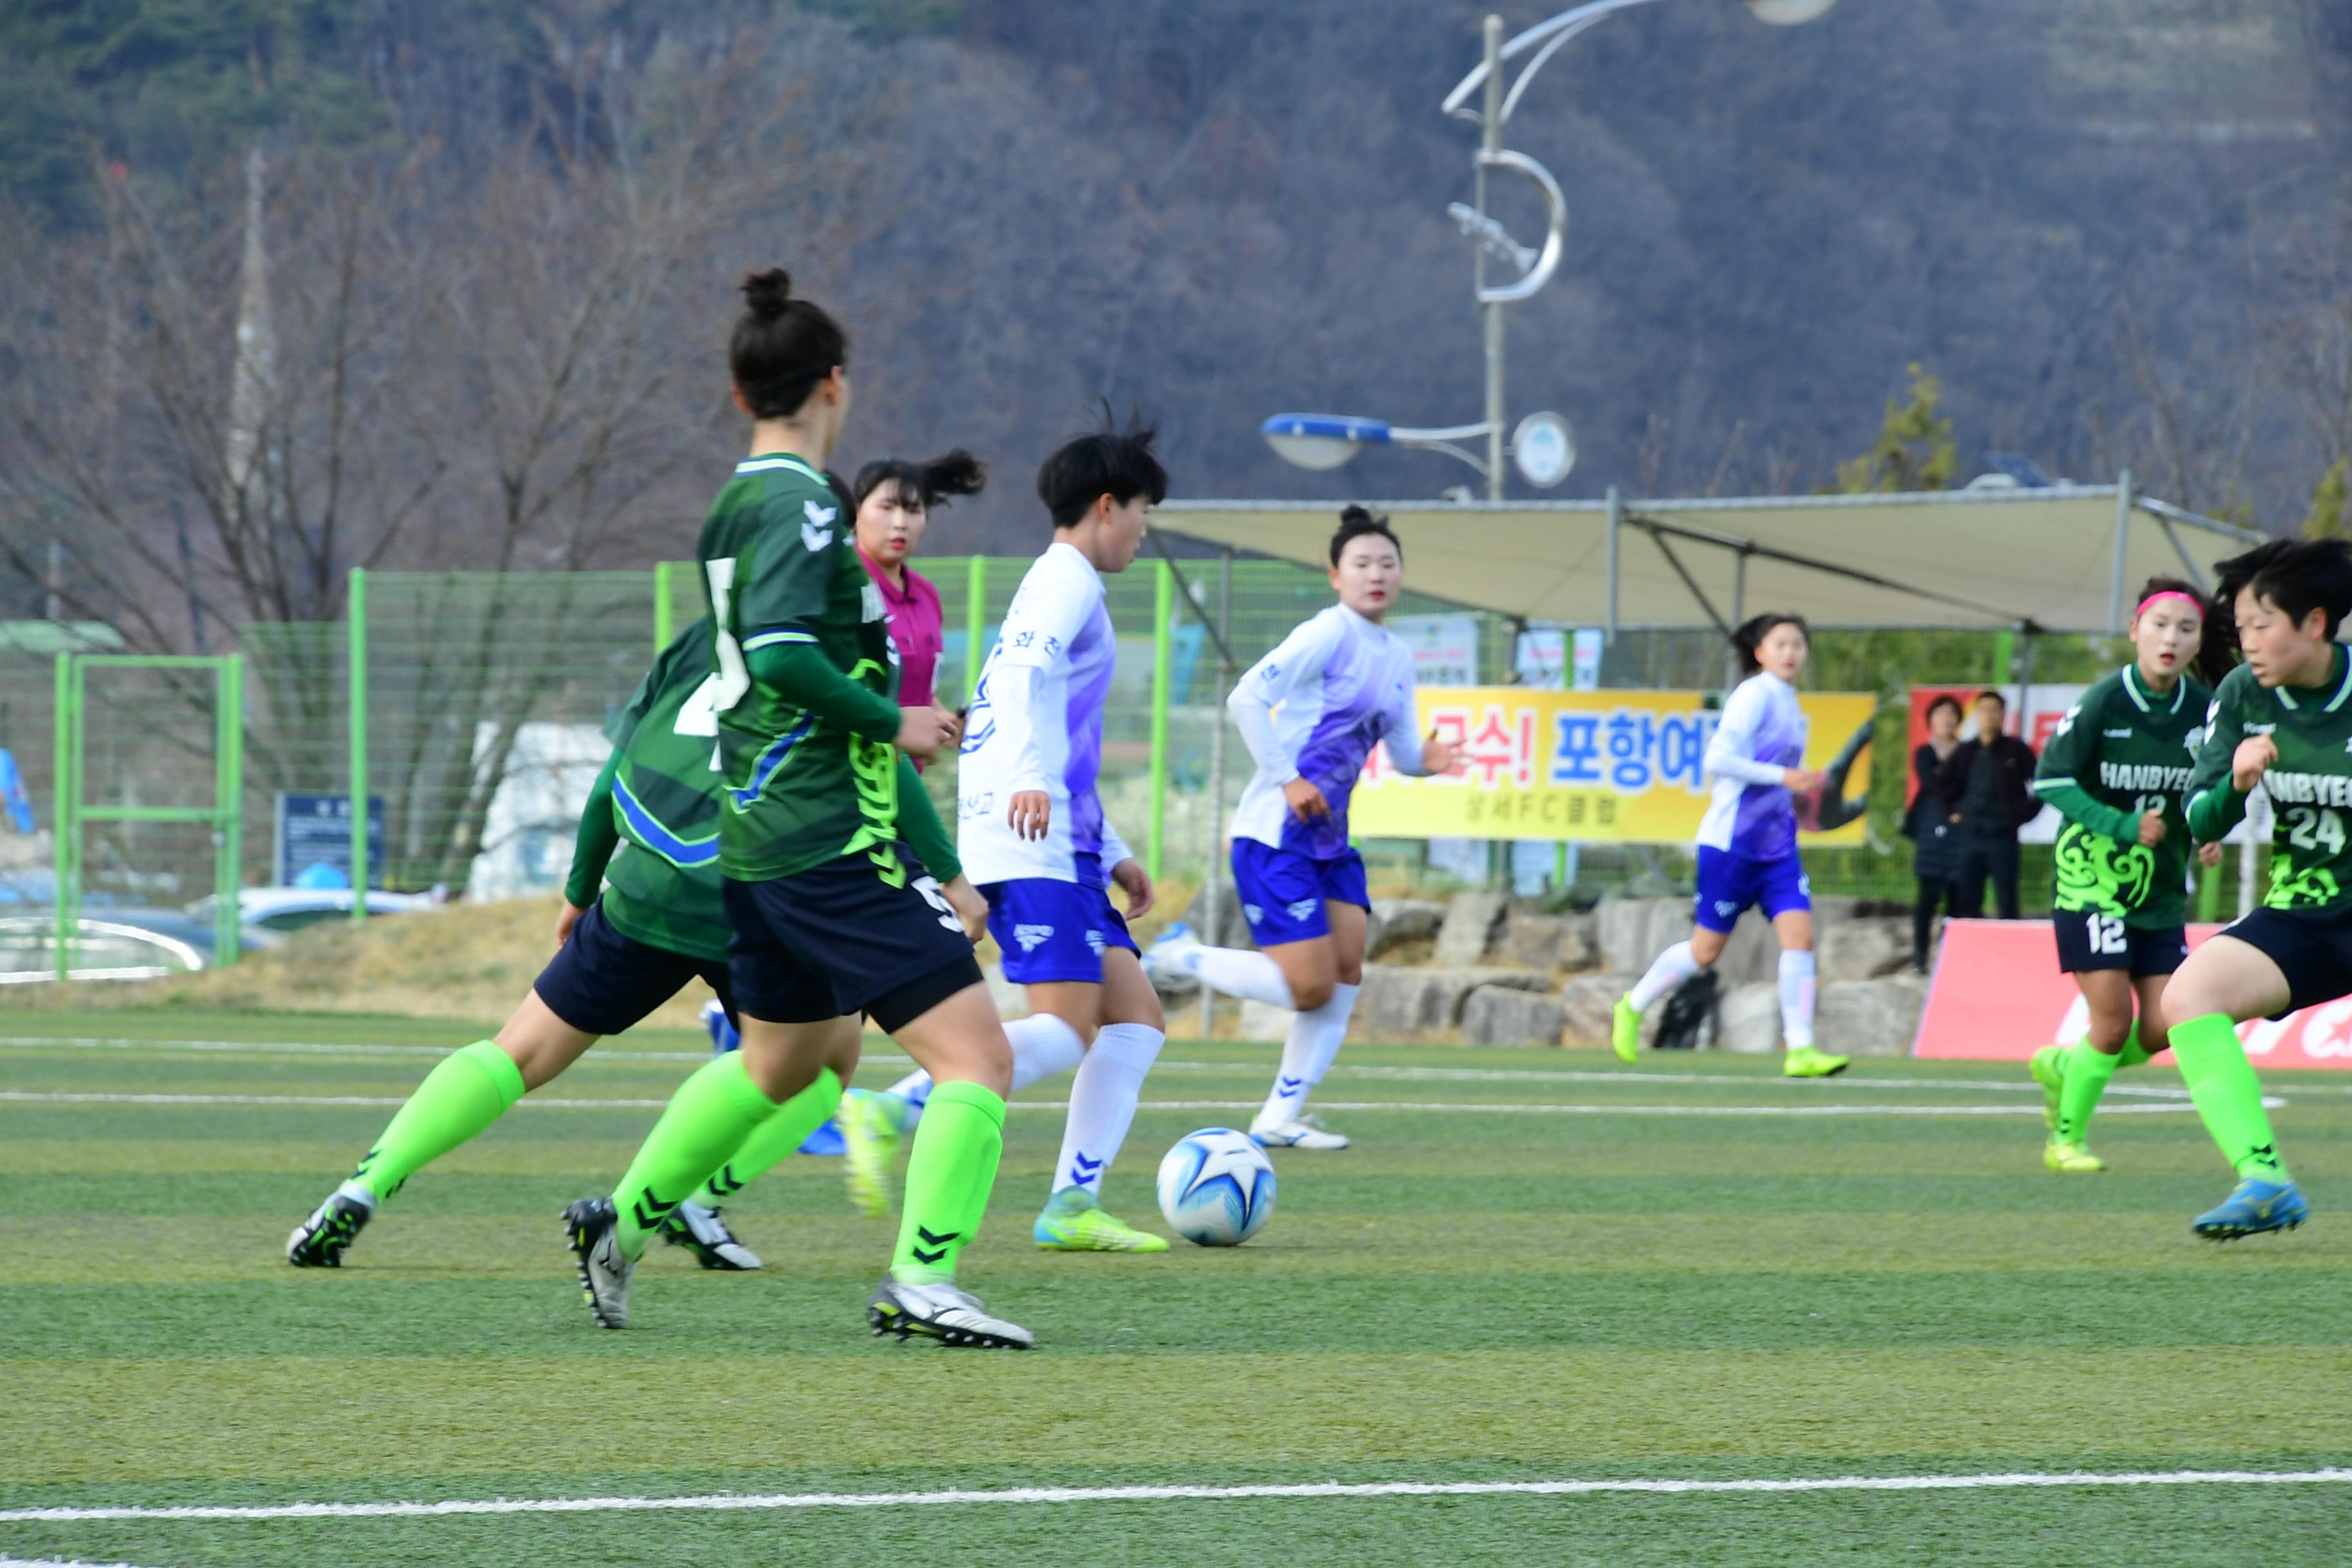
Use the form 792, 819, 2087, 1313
1913, 919, 2352, 1070
1352, 687, 1877, 845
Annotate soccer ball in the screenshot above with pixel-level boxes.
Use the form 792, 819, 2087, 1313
1155, 1128, 1276, 1246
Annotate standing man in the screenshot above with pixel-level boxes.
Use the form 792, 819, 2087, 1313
1937, 689, 2039, 920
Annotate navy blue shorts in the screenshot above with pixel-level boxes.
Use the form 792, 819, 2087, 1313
723, 843, 982, 1030
2052, 908, 2188, 977
982, 876, 1138, 985
533, 899, 732, 1037
1693, 846, 1810, 934
1229, 840, 1369, 947
2220, 904, 2352, 1017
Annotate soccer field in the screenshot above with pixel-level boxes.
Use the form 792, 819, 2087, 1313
3, 1012, 2347, 1567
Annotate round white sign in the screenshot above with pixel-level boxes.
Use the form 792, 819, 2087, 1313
1511, 411, 1575, 488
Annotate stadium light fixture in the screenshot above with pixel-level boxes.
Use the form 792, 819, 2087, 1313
1261, 411, 1577, 490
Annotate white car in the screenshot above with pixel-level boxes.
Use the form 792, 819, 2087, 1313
185, 887, 437, 936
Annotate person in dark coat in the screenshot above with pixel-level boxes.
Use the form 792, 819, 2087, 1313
1935, 689, 2040, 920
1903, 694, 1963, 970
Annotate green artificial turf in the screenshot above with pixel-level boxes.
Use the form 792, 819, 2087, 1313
2, 1011, 2347, 1565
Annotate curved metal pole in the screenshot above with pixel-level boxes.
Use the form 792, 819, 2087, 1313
1475, 150, 1567, 303
1442, 0, 1667, 124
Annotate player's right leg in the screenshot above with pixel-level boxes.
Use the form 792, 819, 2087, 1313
289, 903, 670, 1266
2158, 923, 2310, 1239
843, 1013, 1089, 1217
1618, 849, 1746, 1064
2039, 916, 2137, 1173
1140, 839, 1309, 1012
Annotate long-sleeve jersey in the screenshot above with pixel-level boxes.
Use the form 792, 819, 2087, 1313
2028, 663, 2208, 928
1228, 605, 1429, 859
956, 542, 1133, 885
2186, 649, 2352, 914
1698, 671, 1807, 859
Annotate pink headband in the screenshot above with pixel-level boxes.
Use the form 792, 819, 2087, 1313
2135, 590, 2202, 622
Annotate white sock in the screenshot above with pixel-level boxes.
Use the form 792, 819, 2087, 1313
1054, 1022, 1165, 1198
1257, 982, 1358, 1127
1779, 948, 1817, 1050
1629, 941, 1702, 1012
1181, 945, 1297, 1009
887, 1014, 1086, 1130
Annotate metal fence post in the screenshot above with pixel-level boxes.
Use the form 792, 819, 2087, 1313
965, 556, 987, 704
215, 654, 245, 965
1199, 549, 1233, 1037
52, 652, 74, 980
653, 559, 675, 654
1148, 557, 1173, 882
349, 567, 369, 916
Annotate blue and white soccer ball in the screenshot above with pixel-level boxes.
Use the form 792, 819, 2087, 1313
1155, 1128, 1276, 1247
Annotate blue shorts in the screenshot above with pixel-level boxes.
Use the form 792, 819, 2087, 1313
1230, 839, 1371, 947
982, 877, 1139, 985
1692, 845, 1810, 934
534, 899, 733, 1037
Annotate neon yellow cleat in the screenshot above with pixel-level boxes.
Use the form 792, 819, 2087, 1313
1611, 995, 1642, 1063
2044, 1139, 2108, 1173
1783, 1046, 1850, 1078
836, 1088, 901, 1220
2028, 1044, 2067, 1133
1033, 1189, 1169, 1253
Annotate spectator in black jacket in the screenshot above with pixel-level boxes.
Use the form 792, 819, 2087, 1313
1936, 689, 2039, 919
1903, 694, 1964, 970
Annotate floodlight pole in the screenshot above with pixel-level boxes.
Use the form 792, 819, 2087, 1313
1479, 15, 1507, 500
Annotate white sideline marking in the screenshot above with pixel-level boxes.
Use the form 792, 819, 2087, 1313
0, 1090, 2264, 1116
0, 1556, 169, 1567
5, 1468, 2347, 1523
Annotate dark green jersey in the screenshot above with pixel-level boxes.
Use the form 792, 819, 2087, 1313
2188, 649, 2352, 914
698, 452, 901, 881
2031, 664, 2210, 928
597, 617, 730, 963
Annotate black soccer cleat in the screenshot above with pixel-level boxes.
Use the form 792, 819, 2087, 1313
287, 1189, 375, 1268
562, 1196, 634, 1329
659, 1201, 763, 1270
865, 1275, 1032, 1349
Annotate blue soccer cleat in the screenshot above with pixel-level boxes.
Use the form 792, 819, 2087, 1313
2191, 1179, 2309, 1240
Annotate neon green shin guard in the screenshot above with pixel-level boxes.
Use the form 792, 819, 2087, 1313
892, 1080, 1005, 1285
690, 1068, 847, 1208
349, 1040, 525, 1202
2171, 1013, 2289, 1182
611, 1056, 811, 1261
2054, 1042, 2120, 1144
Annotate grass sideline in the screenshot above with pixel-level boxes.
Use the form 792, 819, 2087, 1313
3, 1010, 2347, 1565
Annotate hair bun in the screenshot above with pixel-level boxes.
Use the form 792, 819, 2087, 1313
740, 268, 794, 322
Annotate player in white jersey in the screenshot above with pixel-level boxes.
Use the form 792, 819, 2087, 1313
1613, 613, 1850, 1078
843, 416, 1173, 1253
1144, 507, 1460, 1147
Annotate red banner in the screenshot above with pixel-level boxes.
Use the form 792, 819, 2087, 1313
1913, 919, 2352, 1069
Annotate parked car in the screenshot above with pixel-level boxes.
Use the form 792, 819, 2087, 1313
184, 887, 436, 936
0, 910, 270, 983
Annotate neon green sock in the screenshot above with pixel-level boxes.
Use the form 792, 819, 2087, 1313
348, 1041, 525, 1202
2054, 1042, 2119, 1144
689, 1068, 847, 1208
611, 1055, 799, 1262
2171, 1013, 2289, 1182
891, 1080, 1004, 1285
2116, 1019, 2153, 1070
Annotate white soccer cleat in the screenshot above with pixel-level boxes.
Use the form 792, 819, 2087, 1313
658, 1200, 763, 1270
1138, 923, 1202, 983
1250, 1115, 1350, 1151
866, 1277, 1034, 1349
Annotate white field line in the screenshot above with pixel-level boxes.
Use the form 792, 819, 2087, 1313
0, 1090, 2267, 1116
0, 1557, 169, 1567
5, 1468, 2348, 1524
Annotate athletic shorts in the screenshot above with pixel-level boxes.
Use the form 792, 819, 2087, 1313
1229, 839, 1370, 947
534, 899, 733, 1038
2218, 903, 2352, 1017
2052, 909, 2188, 978
981, 876, 1138, 985
723, 843, 982, 1031
1692, 845, 1810, 934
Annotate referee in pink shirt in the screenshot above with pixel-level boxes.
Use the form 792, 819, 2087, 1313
850, 449, 986, 751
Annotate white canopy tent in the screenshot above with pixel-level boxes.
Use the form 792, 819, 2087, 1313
1152, 481, 2264, 636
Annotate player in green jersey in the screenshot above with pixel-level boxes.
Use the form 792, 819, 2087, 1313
564, 268, 1030, 1348
2162, 536, 2352, 1238
2023, 577, 2230, 1173
287, 612, 978, 1271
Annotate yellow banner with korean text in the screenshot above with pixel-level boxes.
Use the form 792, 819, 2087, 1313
1351, 687, 1877, 845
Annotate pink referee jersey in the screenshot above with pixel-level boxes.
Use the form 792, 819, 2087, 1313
860, 548, 945, 750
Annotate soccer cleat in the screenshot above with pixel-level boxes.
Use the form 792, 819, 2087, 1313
1138, 922, 1200, 983
658, 1201, 762, 1270
1250, 1114, 1349, 1150
562, 1196, 634, 1329
286, 1188, 374, 1268
867, 1276, 1033, 1349
836, 1088, 903, 1219
2029, 1044, 2067, 1132
1783, 1046, 1851, 1078
1032, 1188, 1169, 1252
2043, 1139, 2108, 1174
1611, 995, 1642, 1063
2191, 1179, 2310, 1241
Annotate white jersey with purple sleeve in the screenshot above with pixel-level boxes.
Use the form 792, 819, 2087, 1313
1228, 605, 1429, 860
1698, 671, 1807, 861
957, 542, 1132, 885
